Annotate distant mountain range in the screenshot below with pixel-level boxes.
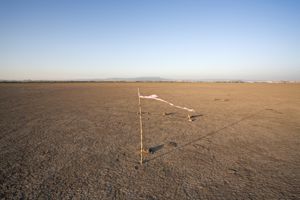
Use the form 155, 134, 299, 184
0, 77, 170, 82
102, 77, 169, 82
0, 77, 298, 83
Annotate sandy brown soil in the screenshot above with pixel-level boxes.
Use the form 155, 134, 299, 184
0, 83, 299, 199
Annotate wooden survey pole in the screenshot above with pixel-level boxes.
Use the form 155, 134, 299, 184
138, 88, 143, 165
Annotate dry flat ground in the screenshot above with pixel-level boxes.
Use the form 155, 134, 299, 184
0, 83, 299, 199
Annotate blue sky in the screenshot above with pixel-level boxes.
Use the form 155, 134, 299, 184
0, 0, 299, 80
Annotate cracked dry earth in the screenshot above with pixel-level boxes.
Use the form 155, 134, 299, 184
0, 83, 299, 199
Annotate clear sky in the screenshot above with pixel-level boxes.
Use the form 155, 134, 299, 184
0, 0, 299, 80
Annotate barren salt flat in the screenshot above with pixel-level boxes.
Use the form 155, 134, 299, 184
0, 83, 299, 199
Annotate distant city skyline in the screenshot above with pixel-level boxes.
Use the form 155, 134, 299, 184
0, 0, 299, 81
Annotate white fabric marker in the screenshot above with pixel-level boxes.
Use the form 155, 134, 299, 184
139, 94, 195, 112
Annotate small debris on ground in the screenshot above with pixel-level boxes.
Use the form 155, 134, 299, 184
167, 141, 178, 147
214, 98, 230, 102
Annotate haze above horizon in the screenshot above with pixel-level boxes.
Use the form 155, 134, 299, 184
0, 0, 299, 81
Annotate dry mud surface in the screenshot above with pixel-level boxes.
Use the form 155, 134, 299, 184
0, 83, 299, 199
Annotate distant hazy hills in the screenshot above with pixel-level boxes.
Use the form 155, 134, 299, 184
0, 77, 169, 82
102, 77, 169, 82
0, 77, 298, 83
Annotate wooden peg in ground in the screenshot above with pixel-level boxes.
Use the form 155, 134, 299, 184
188, 114, 193, 122
142, 149, 149, 155
136, 149, 149, 155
